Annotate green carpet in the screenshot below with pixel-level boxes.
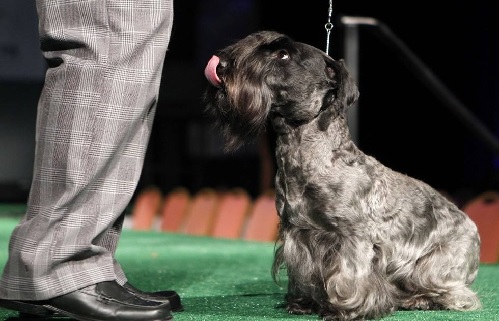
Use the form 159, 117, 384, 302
0, 214, 498, 321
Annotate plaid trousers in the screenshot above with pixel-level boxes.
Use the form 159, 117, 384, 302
0, 0, 173, 300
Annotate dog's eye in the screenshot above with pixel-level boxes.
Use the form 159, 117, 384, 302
276, 49, 290, 60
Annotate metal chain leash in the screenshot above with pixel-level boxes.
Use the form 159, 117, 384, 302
325, 0, 333, 55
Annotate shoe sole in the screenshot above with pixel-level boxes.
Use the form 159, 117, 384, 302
0, 299, 53, 316
44, 305, 174, 321
0, 299, 173, 321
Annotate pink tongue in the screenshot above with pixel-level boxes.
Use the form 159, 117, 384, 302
204, 55, 222, 88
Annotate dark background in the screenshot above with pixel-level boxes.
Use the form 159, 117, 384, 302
1, 1, 498, 206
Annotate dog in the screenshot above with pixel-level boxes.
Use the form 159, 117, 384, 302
202, 30, 481, 320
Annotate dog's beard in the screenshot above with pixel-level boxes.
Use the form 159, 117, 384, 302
204, 68, 272, 152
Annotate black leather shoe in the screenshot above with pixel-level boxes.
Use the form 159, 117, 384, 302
0, 281, 172, 321
122, 283, 183, 312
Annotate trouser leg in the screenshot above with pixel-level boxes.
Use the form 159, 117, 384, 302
0, 0, 173, 300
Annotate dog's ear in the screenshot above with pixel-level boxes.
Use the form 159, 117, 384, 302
318, 59, 359, 131
338, 59, 360, 107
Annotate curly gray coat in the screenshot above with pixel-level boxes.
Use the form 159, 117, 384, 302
203, 30, 481, 321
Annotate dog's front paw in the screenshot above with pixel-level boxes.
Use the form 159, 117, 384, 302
287, 302, 314, 315
319, 308, 365, 321
400, 296, 444, 311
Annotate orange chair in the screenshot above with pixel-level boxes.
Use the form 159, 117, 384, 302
243, 190, 280, 242
131, 186, 163, 230
462, 191, 499, 264
210, 188, 252, 239
160, 187, 191, 232
182, 188, 220, 236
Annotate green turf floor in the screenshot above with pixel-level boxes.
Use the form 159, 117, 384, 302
0, 213, 498, 321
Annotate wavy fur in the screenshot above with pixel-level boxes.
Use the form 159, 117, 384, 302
203, 30, 481, 320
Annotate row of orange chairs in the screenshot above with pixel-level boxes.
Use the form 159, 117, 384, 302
131, 186, 280, 242
131, 186, 499, 261
462, 191, 499, 264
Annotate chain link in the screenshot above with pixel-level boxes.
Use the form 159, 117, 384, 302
325, 0, 333, 55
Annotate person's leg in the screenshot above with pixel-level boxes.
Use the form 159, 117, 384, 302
0, 0, 173, 301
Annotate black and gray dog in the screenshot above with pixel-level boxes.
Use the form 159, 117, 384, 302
203, 30, 481, 320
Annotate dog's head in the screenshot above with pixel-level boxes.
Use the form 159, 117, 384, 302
203, 30, 359, 151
